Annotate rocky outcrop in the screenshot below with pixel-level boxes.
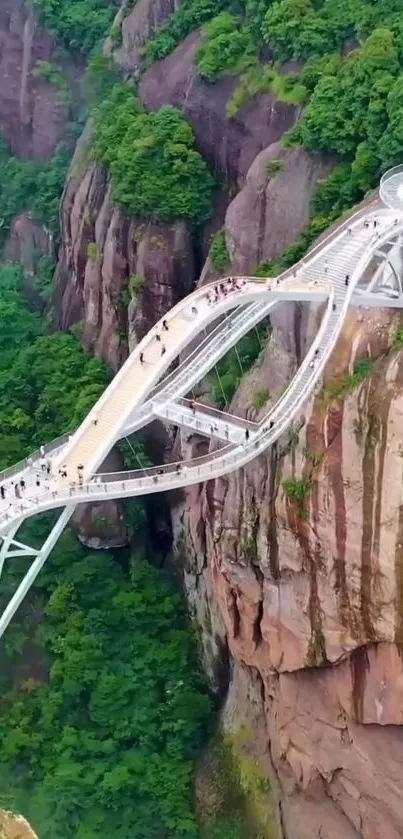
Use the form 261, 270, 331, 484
140, 32, 301, 186
225, 142, 332, 273
4, 212, 53, 309
176, 300, 403, 838
55, 135, 195, 370
118, 0, 183, 75
0, 0, 74, 160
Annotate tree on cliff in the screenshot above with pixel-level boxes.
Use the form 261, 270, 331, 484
93, 83, 214, 224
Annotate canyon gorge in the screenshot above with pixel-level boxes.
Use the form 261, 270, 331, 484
2, 1, 403, 839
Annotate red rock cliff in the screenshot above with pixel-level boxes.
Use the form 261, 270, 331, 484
0, 0, 74, 160
175, 290, 403, 838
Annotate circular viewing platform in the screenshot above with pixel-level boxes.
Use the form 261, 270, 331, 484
380, 165, 403, 211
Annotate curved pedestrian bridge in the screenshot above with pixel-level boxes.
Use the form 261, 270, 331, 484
0, 168, 403, 636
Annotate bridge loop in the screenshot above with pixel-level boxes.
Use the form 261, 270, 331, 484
0, 174, 403, 637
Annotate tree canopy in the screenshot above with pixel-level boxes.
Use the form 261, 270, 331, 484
93, 83, 214, 223
33, 0, 118, 55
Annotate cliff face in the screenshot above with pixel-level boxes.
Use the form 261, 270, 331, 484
56, 30, 305, 367
0, 0, 74, 160
176, 303, 403, 839
50, 6, 403, 835
55, 138, 195, 370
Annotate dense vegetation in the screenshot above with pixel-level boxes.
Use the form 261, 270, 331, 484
0, 536, 212, 839
0, 264, 110, 465
146, 0, 403, 220
0, 261, 219, 839
92, 82, 214, 223
0, 140, 70, 248
210, 323, 268, 408
33, 0, 118, 55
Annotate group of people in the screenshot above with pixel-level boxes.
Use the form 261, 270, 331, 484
0, 449, 89, 518
206, 278, 247, 305
139, 319, 170, 365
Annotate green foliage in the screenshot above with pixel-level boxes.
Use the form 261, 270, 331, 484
93, 83, 213, 223
143, 0, 230, 65
210, 229, 231, 270
110, 23, 123, 48
0, 540, 212, 839
85, 55, 121, 107
0, 137, 71, 247
308, 628, 327, 665
0, 264, 110, 468
253, 388, 270, 410
33, 60, 70, 100
282, 476, 313, 516
33, 0, 118, 56
266, 159, 283, 177
322, 358, 374, 403
210, 324, 268, 408
87, 241, 101, 260
227, 64, 307, 118
129, 273, 146, 296
196, 13, 257, 81
392, 327, 403, 349
199, 729, 276, 839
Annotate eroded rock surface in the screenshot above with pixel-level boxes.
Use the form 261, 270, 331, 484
176, 302, 403, 838
140, 32, 301, 185
55, 148, 195, 370
0, 0, 72, 160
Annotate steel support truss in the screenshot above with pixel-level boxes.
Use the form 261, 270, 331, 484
0, 506, 75, 637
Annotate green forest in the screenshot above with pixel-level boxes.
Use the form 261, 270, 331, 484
0, 265, 225, 838
2, 0, 403, 837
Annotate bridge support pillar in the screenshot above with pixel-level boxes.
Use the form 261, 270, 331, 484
0, 505, 75, 640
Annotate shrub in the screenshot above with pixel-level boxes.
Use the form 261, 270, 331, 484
87, 241, 101, 260
392, 327, 403, 350
322, 358, 374, 402
93, 84, 214, 224
143, 0, 229, 65
196, 13, 257, 81
282, 476, 313, 517
253, 388, 270, 410
266, 159, 284, 177
210, 229, 230, 270
129, 273, 146, 296
33, 0, 117, 55
210, 324, 268, 407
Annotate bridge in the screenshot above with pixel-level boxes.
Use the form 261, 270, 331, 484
0, 167, 403, 637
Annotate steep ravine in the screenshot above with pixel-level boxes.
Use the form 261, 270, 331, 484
3, 1, 403, 837
175, 303, 403, 839
51, 11, 403, 836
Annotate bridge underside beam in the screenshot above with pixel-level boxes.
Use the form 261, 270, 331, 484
0, 505, 75, 640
